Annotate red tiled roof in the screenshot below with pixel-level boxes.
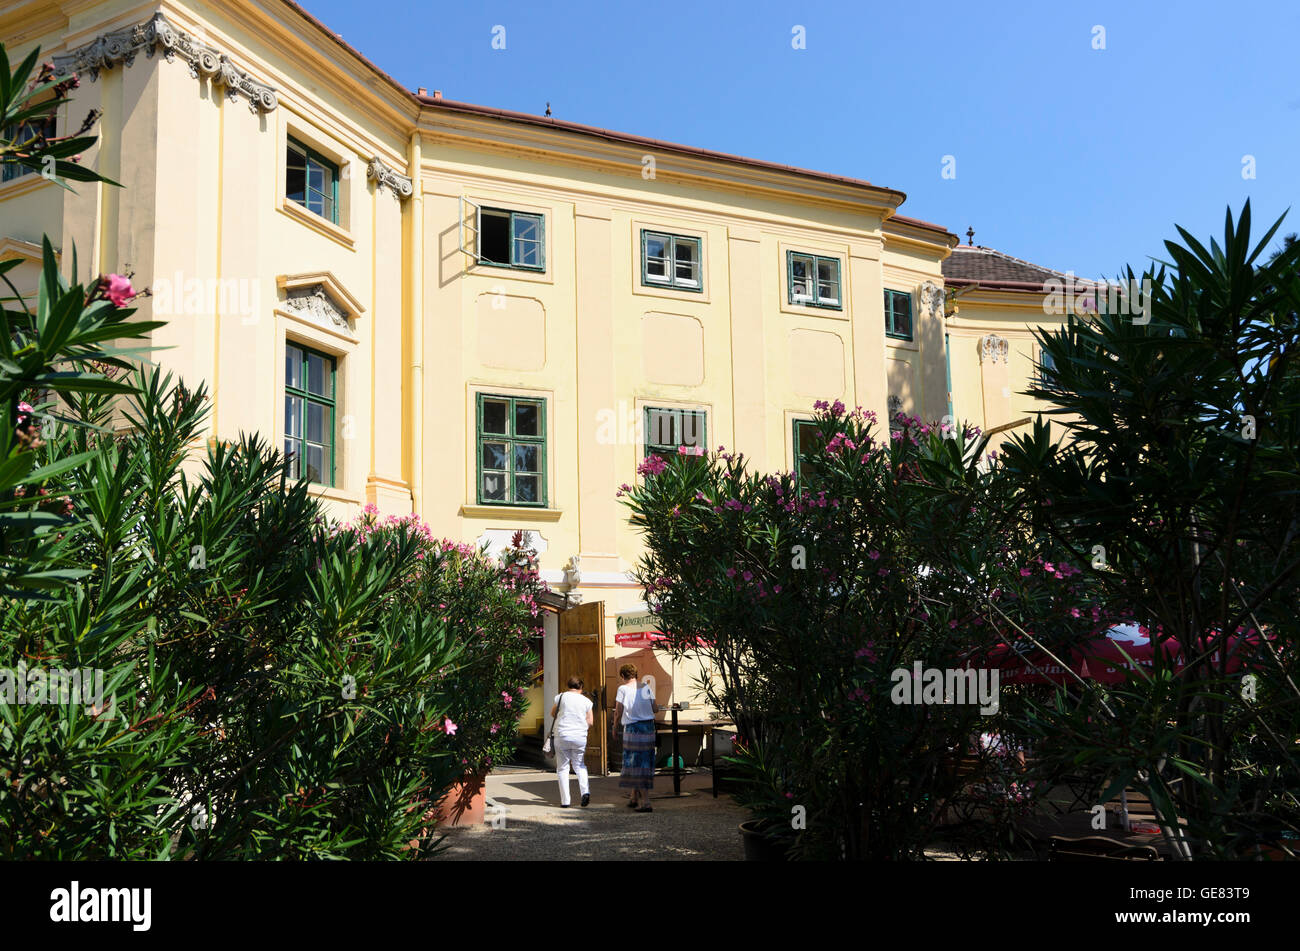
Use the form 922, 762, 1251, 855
416, 95, 908, 202
942, 245, 1094, 290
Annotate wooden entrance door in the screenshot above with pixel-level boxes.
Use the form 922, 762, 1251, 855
558, 601, 607, 776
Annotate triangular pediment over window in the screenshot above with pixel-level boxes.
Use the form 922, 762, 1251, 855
276, 271, 365, 335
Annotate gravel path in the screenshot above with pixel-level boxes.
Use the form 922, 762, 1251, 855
435, 768, 747, 860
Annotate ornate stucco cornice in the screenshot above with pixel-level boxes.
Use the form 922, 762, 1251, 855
366, 156, 413, 199
51, 12, 277, 114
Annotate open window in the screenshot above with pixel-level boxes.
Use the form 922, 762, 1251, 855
641, 230, 702, 291
459, 198, 545, 270
286, 137, 339, 225
788, 251, 841, 309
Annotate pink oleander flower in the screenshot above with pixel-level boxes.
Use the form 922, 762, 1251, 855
637, 454, 667, 476
441, 718, 458, 736
490, 723, 500, 734
102, 273, 134, 307
501, 691, 513, 706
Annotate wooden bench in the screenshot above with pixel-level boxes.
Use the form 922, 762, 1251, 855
1049, 834, 1160, 862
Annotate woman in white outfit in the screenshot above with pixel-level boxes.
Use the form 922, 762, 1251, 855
551, 675, 595, 807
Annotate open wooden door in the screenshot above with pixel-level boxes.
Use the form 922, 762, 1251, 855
558, 601, 607, 776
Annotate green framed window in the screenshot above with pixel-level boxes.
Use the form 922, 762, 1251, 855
1038, 346, 1060, 391
286, 137, 339, 224
885, 289, 913, 340
788, 251, 841, 309
478, 208, 545, 270
792, 419, 826, 486
644, 407, 707, 459
641, 230, 702, 291
477, 394, 547, 506
2, 115, 57, 183
284, 343, 336, 486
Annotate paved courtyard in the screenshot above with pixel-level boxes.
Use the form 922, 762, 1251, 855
435, 768, 747, 860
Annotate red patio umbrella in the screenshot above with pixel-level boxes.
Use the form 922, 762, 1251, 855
974, 623, 1272, 686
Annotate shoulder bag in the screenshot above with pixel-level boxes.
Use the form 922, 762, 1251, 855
544, 693, 565, 757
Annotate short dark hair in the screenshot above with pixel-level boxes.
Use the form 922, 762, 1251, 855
619, 663, 637, 681
566, 675, 584, 690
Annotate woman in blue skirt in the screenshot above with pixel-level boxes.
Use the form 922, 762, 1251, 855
614, 663, 658, 812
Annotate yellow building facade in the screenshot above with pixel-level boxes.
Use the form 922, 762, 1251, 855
2, 0, 1076, 733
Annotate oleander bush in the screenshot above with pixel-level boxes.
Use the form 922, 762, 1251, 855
999, 203, 1300, 858
0, 44, 542, 859
620, 410, 1103, 859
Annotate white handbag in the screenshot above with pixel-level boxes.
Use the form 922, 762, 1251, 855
543, 694, 564, 756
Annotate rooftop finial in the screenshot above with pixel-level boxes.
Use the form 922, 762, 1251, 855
966, 227, 975, 246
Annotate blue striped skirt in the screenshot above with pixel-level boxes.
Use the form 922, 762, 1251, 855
619, 719, 656, 790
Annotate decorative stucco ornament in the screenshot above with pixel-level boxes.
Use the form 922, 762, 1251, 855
919, 281, 945, 320
283, 284, 349, 330
52, 13, 277, 114
366, 157, 414, 199
980, 334, 1010, 365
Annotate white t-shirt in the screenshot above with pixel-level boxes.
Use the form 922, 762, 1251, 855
554, 692, 593, 742
616, 681, 656, 724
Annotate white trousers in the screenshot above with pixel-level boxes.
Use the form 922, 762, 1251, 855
555, 737, 590, 805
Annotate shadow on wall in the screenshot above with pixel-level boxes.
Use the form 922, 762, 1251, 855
886, 354, 918, 420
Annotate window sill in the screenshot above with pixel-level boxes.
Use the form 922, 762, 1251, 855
783, 300, 849, 320
475, 259, 546, 274
460, 504, 563, 522
278, 198, 355, 250
886, 336, 919, 352
308, 484, 361, 505
633, 281, 710, 305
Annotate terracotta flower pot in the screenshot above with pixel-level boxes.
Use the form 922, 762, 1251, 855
432, 772, 487, 826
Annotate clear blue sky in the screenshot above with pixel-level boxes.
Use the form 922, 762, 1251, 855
302, 0, 1298, 279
